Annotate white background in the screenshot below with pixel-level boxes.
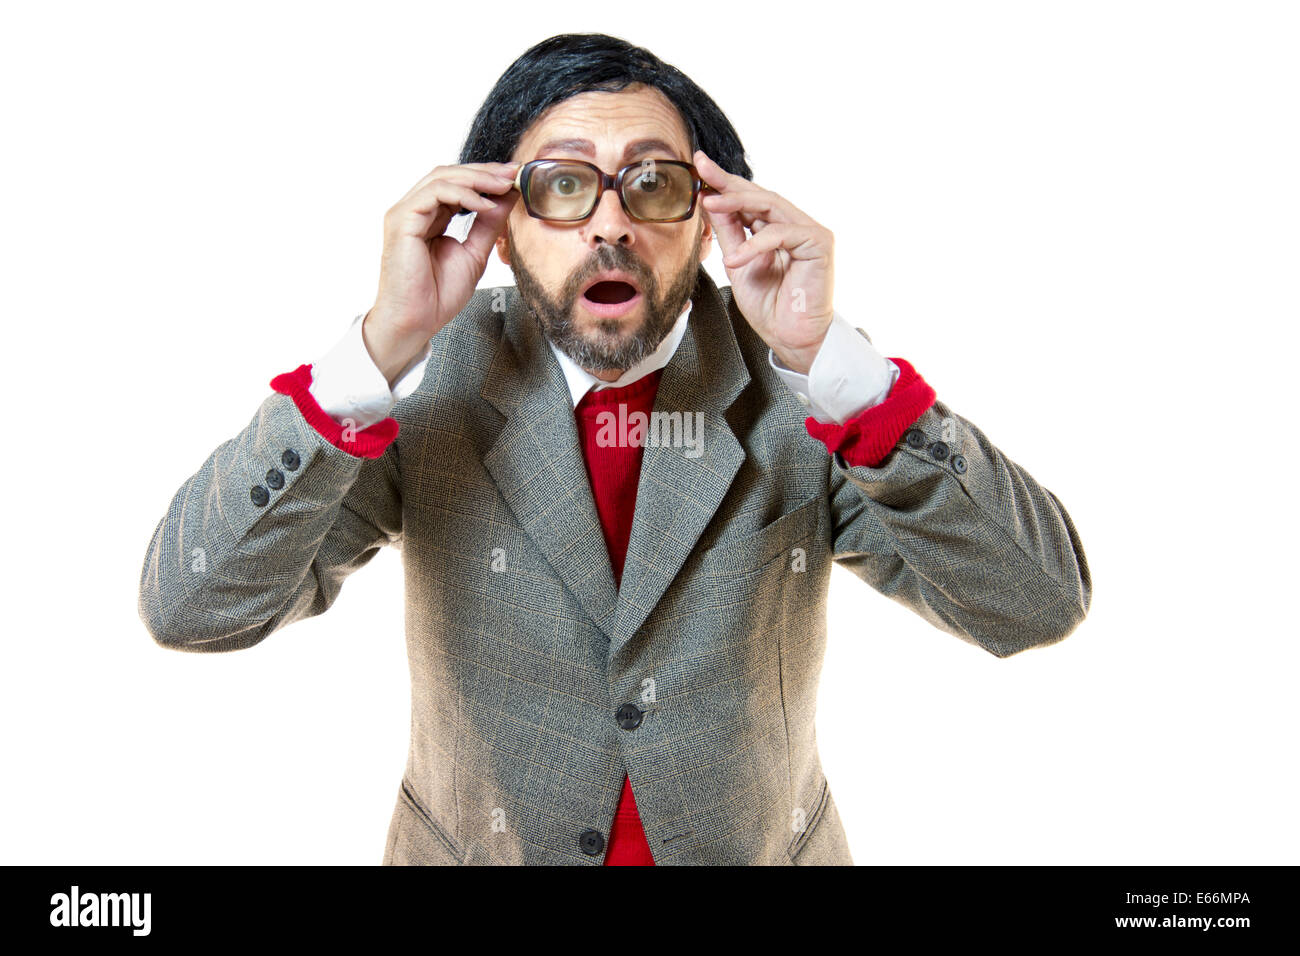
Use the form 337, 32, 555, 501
2, 0, 1296, 865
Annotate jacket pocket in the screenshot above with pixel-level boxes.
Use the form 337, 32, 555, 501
386, 777, 466, 866
786, 776, 830, 862
700, 493, 821, 577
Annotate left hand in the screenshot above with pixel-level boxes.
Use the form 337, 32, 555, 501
696, 149, 834, 374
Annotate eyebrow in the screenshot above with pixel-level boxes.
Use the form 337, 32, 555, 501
532, 137, 685, 162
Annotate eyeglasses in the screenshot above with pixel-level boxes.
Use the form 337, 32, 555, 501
512, 159, 707, 223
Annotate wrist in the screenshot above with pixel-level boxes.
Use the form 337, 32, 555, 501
771, 314, 834, 375
362, 309, 426, 388
771, 343, 818, 376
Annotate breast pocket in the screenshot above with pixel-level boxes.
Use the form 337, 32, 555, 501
698, 493, 822, 580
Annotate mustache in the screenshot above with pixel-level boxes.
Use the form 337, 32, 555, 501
562, 245, 655, 302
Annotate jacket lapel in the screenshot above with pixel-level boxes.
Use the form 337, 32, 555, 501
613, 270, 749, 645
481, 290, 621, 640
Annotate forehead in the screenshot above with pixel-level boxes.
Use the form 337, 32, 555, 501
512, 84, 693, 161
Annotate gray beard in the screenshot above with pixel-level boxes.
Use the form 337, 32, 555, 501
510, 236, 701, 373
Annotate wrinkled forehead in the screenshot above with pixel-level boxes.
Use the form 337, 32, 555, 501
511, 85, 694, 165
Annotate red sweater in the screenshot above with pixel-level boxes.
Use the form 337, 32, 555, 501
270, 353, 936, 865
573, 369, 664, 865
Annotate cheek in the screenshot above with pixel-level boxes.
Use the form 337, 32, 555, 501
517, 234, 585, 289
650, 234, 699, 279
508, 225, 545, 270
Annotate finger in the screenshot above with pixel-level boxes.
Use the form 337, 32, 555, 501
392, 181, 500, 242
407, 161, 519, 194
702, 187, 810, 226
409, 180, 502, 219
693, 149, 755, 195
401, 166, 517, 207
460, 190, 519, 261
397, 165, 514, 212
703, 204, 747, 261
722, 223, 830, 268
724, 207, 768, 234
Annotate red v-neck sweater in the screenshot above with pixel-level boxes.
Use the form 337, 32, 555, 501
573, 367, 665, 866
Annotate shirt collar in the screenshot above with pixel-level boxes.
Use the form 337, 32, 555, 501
548, 302, 692, 408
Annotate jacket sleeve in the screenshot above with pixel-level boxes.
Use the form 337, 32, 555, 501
811, 359, 1092, 658
137, 365, 405, 653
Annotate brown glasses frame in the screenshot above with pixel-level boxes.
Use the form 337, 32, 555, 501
512, 159, 708, 223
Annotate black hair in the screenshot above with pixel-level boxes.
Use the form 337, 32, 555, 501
458, 34, 752, 180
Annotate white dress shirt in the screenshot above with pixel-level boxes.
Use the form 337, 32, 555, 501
551, 302, 694, 408
308, 301, 901, 428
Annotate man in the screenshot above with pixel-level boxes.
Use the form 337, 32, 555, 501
138, 33, 1091, 865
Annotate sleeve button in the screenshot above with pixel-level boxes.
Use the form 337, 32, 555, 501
250, 485, 270, 507
265, 468, 285, 490
950, 454, 967, 474
904, 429, 926, 449
281, 449, 300, 471
928, 440, 950, 460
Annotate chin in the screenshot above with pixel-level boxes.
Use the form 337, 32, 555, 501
576, 317, 641, 356
577, 306, 642, 340
586, 327, 639, 356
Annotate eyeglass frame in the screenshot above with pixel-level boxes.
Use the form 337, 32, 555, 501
511, 158, 710, 223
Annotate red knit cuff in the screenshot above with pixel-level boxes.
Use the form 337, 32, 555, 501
269, 363, 399, 460
804, 357, 936, 467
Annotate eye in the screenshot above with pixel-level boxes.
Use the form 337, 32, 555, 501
551, 176, 579, 195
635, 174, 664, 192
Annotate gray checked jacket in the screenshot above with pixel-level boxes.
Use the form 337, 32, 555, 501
138, 266, 1091, 864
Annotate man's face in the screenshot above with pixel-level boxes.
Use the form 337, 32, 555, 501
495, 84, 713, 379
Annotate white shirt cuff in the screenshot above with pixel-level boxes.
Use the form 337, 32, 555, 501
308, 313, 431, 429
768, 311, 900, 424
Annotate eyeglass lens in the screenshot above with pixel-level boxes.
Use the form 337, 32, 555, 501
524, 162, 697, 221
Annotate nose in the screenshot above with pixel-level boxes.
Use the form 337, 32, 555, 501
581, 186, 634, 249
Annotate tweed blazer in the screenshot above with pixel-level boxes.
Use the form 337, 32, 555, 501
138, 266, 1091, 865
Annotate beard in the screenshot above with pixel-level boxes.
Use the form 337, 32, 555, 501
509, 228, 702, 373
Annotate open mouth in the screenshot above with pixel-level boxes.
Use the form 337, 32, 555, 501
582, 280, 639, 304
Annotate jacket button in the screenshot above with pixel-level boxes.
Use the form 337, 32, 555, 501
950, 454, 967, 474
579, 829, 605, 855
616, 704, 643, 730
265, 468, 285, 490
250, 485, 270, 507
905, 429, 926, 449
928, 441, 949, 460
281, 449, 300, 471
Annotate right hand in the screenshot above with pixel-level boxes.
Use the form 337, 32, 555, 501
363, 161, 520, 385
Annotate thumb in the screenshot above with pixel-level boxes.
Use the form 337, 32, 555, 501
461, 191, 518, 263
